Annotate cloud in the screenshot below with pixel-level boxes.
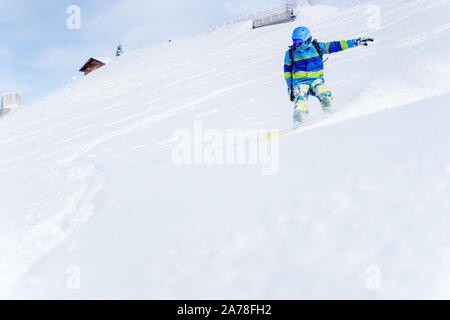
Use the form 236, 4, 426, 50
79, 0, 284, 49
1, 0, 285, 103
223, 0, 286, 16
24, 45, 92, 71
0, 45, 12, 61
81, 0, 217, 48
0, 1, 28, 23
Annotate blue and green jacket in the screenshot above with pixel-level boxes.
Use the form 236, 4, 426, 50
284, 39, 358, 88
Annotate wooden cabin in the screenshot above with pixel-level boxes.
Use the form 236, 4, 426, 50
2, 92, 20, 108
252, 3, 296, 29
1, 92, 21, 116
79, 57, 111, 76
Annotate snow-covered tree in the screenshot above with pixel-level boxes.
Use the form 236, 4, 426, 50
116, 44, 123, 57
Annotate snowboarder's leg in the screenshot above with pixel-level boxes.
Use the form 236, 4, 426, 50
293, 84, 310, 127
311, 79, 336, 113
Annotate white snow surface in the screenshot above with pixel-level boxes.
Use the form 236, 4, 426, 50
1, 0, 450, 299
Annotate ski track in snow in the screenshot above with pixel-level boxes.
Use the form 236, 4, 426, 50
0, 0, 450, 298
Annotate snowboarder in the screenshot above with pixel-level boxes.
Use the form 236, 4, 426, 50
284, 27, 374, 128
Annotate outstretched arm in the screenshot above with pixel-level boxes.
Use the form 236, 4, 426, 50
319, 38, 374, 54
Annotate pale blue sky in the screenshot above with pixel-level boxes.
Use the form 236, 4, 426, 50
0, 0, 285, 104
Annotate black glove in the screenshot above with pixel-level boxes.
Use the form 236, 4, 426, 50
356, 37, 374, 46
288, 87, 295, 102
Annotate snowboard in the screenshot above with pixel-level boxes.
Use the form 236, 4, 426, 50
264, 129, 296, 140
264, 120, 304, 140
265, 109, 338, 140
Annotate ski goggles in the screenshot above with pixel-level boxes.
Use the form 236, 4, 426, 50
293, 39, 306, 46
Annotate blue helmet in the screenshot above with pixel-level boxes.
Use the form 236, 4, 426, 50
292, 27, 312, 50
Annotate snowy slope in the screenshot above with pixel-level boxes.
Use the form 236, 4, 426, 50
1, 0, 450, 299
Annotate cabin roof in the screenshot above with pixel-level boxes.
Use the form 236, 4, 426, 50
79, 57, 112, 72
